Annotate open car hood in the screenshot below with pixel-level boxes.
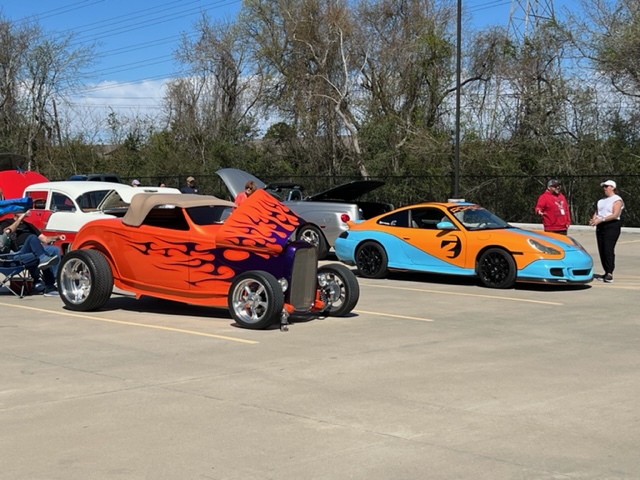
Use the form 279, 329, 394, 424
216, 188, 303, 254
306, 180, 385, 201
216, 168, 384, 202
0, 169, 49, 200
216, 168, 266, 199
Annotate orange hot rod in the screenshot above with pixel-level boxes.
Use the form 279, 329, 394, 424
57, 189, 359, 330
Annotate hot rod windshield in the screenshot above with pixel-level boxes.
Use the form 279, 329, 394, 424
187, 205, 235, 225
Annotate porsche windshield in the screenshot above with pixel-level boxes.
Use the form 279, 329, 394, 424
449, 205, 509, 230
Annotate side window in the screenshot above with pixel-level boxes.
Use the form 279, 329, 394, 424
77, 191, 109, 211
142, 207, 189, 230
409, 208, 451, 230
51, 192, 76, 212
377, 210, 409, 227
27, 191, 48, 210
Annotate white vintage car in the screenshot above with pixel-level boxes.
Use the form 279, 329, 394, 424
23, 181, 181, 253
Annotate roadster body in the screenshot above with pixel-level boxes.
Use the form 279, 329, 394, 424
57, 189, 359, 329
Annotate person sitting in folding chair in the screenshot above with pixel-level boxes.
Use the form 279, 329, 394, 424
1, 212, 61, 296
0, 229, 40, 296
0, 233, 40, 298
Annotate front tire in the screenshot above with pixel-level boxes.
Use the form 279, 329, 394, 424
228, 271, 285, 329
298, 225, 329, 260
355, 241, 388, 279
58, 249, 114, 311
317, 264, 360, 316
477, 248, 517, 289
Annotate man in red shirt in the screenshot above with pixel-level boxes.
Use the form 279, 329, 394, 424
535, 179, 571, 234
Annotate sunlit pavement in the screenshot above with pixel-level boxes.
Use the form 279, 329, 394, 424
1, 230, 639, 479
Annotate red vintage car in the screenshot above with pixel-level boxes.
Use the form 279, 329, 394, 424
57, 189, 360, 330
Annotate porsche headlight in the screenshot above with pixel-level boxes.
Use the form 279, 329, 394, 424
569, 236, 588, 253
527, 238, 561, 255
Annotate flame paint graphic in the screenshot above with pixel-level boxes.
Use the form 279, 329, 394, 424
216, 189, 301, 254
112, 189, 302, 290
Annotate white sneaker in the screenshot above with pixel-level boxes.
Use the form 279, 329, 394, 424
38, 255, 60, 270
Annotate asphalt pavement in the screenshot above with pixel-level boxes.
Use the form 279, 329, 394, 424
1, 229, 639, 479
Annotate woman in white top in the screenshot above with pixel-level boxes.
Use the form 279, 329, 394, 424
588, 180, 624, 283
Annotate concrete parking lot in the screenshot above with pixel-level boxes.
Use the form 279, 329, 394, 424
1, 229, 639, 479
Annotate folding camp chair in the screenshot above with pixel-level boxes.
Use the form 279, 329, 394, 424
0, 251, 38, 298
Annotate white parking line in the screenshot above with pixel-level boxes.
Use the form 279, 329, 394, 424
354, 309, 434, 322
359, 283, 564, 305
0, 302, 259, 344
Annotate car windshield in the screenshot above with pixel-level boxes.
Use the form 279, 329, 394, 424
187, 205, 235, 225
449, 205, 509, 230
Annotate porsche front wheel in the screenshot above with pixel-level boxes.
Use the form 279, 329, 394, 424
228, 271, 285, 329
58, 249, 114, 311
477, 248, 516, 289
355, 241, 388, 279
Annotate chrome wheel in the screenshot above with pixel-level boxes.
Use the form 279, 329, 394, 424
317, 264, 360, 316
297, 225, 328, 259
228, 271, 284, 329
58, 250, 113, 311
60, 257, 92, 305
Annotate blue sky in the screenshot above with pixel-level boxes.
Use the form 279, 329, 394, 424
1, 0, 569, 130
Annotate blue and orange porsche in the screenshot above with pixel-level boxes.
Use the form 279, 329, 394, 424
334, 202, 593, 289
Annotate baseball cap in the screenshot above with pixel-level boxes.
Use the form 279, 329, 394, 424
187, 176, 195, 183
132, 179, 141, 186
600, 179, 616, 188
547, 179, 560, 187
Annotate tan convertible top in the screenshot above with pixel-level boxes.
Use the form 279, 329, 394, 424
122, 193, 236, 227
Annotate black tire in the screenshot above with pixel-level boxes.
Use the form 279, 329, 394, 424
355, 241, 389, 279
297, 225, 329, 260
58, 250, 114, 311
477, 248, 517, 289
317, 263, 360, 316
228, 271, 285, 329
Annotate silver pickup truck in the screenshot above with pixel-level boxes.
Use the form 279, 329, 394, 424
216, 169, 393, 259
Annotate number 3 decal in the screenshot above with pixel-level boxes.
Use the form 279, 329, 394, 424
440, 236, 462, 258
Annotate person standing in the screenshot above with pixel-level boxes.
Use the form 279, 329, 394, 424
588, 180, 624, 283
534, 179, 571, 234
180, 176, 199, 194
234, 181, 257, 205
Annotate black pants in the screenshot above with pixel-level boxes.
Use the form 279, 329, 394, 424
595, 220, 622, 275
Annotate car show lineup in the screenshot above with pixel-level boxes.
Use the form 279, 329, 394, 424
2, 169, 595, 328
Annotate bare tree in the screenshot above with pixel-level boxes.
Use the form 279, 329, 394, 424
240, 0, 372, 177
0, 16, 94, 168
167, 14, 260, 168
570, 0, 640, 99
0, 17, 37, 151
